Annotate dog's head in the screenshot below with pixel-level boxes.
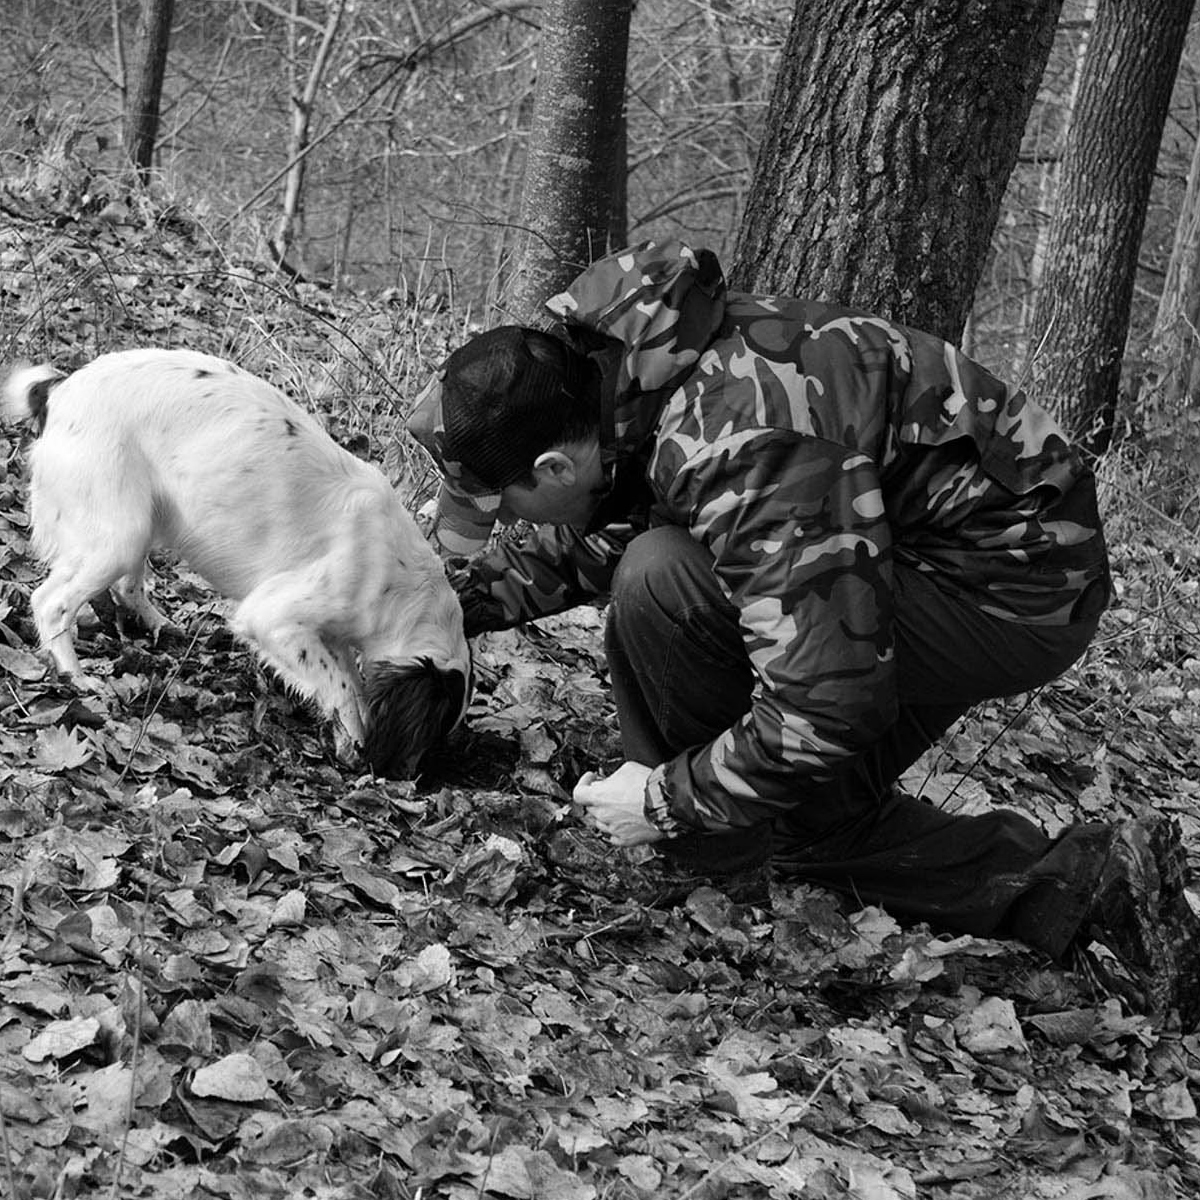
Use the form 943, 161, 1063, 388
361, 655, 471, 778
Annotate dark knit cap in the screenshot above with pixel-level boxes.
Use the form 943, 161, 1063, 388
440, 326, 595, 489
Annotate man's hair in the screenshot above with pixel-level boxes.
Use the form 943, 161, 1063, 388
440, 326, 601, 489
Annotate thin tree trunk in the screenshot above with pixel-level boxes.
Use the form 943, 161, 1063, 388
110, 0, 127, 108
502, 0, 634, 326
732, 0, 1062, 344
272, 0, 348, 277
1025, 0, 1195, 451
122, 0, 175, 180
493, 88, 536, 301
1140, 111, 1200, 415
1017, 2, 1095, 365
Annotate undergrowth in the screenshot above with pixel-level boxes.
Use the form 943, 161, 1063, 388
1, 154, 1199, 1200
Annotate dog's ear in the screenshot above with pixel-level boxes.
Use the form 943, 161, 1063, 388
2, 363, 63, 435
361, 657, 469, 778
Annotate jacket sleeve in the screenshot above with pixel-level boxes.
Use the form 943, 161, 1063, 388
644, 428, 898, 834
449, 524, 636, 636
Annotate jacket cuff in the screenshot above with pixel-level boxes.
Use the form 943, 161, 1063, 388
644, 765, 686, 836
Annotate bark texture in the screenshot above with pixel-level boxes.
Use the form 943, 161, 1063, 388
732, 0, 1063, 343
502, 0, 633, 325
1140, 53, 1200, 417
1026, 0, 1195, 448
123, 0, 176, 179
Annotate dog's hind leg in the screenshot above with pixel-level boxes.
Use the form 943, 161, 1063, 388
111, 563, 172, 639
230, 573, 367, 756
30, 556, 130, 688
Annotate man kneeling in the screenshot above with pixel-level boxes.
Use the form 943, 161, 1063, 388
408, 239, 1200, 1028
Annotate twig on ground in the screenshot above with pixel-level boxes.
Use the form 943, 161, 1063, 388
675, 1059, 843, 1200
116, 602, 216, 787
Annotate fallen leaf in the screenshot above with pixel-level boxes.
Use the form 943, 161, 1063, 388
80, 1062, 136, 1134
617, 1154, 662, 1191
954, 995, 1029, 1057
1143, 1079, 1197, 1121
35, 725, 94, 772
0, 643, 46, 682
238, 1113, 335, 1166
341, 864, 402, 909
190, 1052, 274, 1101
269, 889, 307, 928
391, 942, 455, 995
23, 1015, 102, 1062
476, 1145, 596, 1200
860, 1100, 922, 1136
449, 833, 526, 904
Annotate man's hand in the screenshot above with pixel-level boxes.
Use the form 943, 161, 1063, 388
574, 761, 665, 847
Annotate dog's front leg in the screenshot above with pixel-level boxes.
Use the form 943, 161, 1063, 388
327, 642, 368, 766
230, 575, 367, 760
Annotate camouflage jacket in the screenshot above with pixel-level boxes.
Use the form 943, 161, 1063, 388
446, 242, 1109, 835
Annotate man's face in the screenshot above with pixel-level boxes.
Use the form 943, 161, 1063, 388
496, 438, 607, 530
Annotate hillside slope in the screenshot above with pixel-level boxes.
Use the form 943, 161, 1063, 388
1, 177, 1200, 1200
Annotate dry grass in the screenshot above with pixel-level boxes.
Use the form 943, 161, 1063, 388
4, 114, 1199, 681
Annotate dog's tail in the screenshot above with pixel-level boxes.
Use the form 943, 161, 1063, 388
2, 363, 63, 434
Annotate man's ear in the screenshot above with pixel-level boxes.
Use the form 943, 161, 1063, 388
531, 449, 577, 487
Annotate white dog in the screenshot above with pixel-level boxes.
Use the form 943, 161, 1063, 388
2, 347, 471, 778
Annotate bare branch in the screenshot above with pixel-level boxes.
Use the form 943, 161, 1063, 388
231, 1, 537, 222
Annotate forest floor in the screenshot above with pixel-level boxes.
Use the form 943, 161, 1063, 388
1, 168, 1200, 1200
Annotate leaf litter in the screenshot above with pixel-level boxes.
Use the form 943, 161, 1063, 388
0, 178, 1199, 1199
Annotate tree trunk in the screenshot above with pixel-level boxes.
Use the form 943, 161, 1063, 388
272, 0, 348, 279
608, 106, 629, 251
1140, 93, 1200, 416
731, 0, 1062, 344
502, 0, 634, 326
1017, 3, 1095, 367
122, 0, 175, 180
1025, 0, 1195, 451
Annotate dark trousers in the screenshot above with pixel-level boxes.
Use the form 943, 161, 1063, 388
605, 526, 1111, 959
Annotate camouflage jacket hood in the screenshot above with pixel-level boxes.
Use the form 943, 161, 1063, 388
451, 241, 1109, 835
